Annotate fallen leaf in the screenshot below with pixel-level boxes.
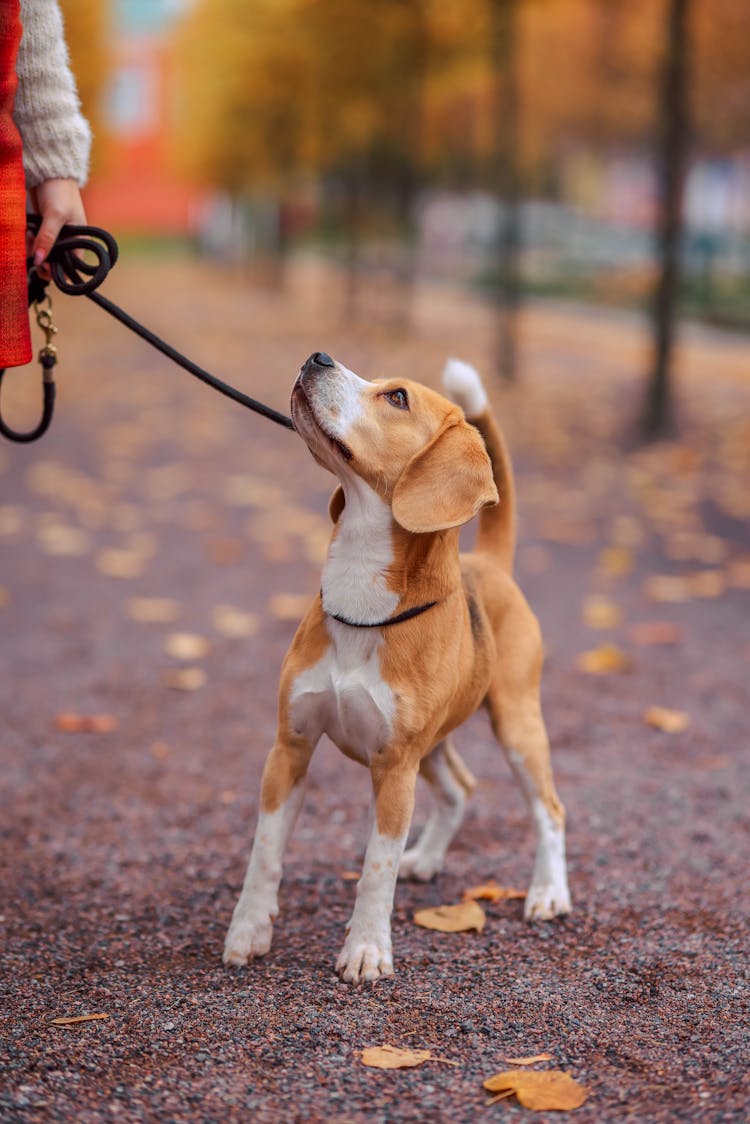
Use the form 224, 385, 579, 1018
727, 558, 750, 589
503, 1053, 554, 1066
462, 881, 526, 903
50, 1013, 108, 1026
0, 505, 24, 535
686, 570, 726, 599
268, 593, 312, 621
55, 713, 117, 734
483, 1069, 588, 1111
127, 597, 181, 623
96, 548, 147, 580
582, 595, 622, 630
597, 545, 634, 577
360, 1044, 457, 1069
642, 575, 691, 603
341, 871, 360, 881
213, 604, 260, 638
37, 524, 91, 557
150, 741, 170, 759
576, 644, 633, 674
164, 632, 209, 660
361, 1045, 432, 1069
628, 621, 684, 646
413, 901, 486, 933
162, 667, 206, 691
644, 706, 691, 733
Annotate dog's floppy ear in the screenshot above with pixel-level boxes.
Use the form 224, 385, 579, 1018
328, 486, 345, 523
392, 420, 498, 533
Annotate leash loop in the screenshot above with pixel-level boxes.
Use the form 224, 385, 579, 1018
0, 215, 294, 443
0, 288, 59, 444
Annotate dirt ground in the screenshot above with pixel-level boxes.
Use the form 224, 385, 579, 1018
1, 255, 748, 1122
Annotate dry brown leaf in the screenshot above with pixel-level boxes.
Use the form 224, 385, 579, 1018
462, 881, 526, 903
582, 595, 622, 630
55, 713, 117, 734
628, 621, 684, 646
503, 1053, 554, 1066
162, 667, 206, 691
268, 593, 312, 621
127, 597, 181, 623
213, 604, 260, 638
361, 1045, 433, 1070
644, 706, 691, 734
483, 1069, 588, 1111
576, 644, 633, 674
413, 901, 486, 933
50, 1013, 108, 1026
164, 632, 209, 661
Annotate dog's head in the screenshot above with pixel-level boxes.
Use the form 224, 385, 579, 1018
291, 353, 498, 533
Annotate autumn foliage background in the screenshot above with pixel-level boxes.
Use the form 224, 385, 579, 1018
59, 0, 750, 435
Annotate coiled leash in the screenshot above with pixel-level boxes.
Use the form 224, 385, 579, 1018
0, 215, 295, 443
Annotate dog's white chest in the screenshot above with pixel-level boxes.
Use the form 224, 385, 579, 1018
289, 627, 395, 763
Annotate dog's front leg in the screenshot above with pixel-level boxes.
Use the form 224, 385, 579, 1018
336, 761, 418, 984
223, 734, 313, 967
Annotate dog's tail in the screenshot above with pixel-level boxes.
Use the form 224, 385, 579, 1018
442, 359, 516, 573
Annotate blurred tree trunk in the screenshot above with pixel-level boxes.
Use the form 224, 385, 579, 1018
643, 0, 692, 438
489, 0, 521, 382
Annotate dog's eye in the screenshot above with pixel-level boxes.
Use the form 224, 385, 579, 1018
384, 388, 409, 410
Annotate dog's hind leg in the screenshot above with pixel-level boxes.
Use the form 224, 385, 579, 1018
488, 669, 568, 917
398, 739, 475, 882
485, 618, 571, 919
223, 734, 313, 967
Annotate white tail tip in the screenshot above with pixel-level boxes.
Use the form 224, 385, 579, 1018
442, 359, 488, 419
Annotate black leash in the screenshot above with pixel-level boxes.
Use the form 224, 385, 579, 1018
0, 215, 294, 443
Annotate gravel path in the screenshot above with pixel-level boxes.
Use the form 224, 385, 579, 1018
1, 258, 748, 1122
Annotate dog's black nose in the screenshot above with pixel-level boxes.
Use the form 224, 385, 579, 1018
305, 351, 335, 369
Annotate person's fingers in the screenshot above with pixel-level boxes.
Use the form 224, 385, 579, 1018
30, 179, 87, 272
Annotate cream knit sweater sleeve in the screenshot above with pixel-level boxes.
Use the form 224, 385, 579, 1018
13, 0, 92, 188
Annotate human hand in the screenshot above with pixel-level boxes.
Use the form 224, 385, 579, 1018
30, 178, 87, 279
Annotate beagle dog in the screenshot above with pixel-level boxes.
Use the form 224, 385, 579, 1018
224, 353, 571, 983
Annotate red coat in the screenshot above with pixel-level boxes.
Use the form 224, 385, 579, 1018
0, 0, 31, 367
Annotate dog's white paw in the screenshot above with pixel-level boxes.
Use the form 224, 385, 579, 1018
223, 912, 274, 966
336, 932, 394, 984
524, 880, 572, 921
398, 846, 443, 882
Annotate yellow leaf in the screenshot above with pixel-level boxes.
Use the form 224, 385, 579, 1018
413, 901, 486, 933
164, 632, 209, 660
163, 667, 206, 691
50, 1013, 109, 1026
504, 1053, 554, 1066
213, 604, 260, 638
462, 881, 526, 903
582, 595, 622, 630
360, 1045, 433, 1069
127, 597, 181, 623
576, 644, 632, 674
644, 706, 690, 733
597, 546, 633, 577
483, 1069, 588, 1110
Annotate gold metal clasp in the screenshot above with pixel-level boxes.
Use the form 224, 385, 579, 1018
34, 296, 58, 362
